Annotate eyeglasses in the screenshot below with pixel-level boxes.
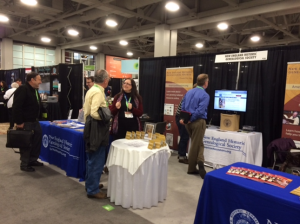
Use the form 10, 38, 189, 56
123, 82, 132, 86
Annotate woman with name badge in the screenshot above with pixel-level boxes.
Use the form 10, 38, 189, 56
110, 78, 143, 140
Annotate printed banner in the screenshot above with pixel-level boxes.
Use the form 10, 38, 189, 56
105, 55, 132, 78
215, 50, 268, 63
282, 62, 300, 141
164, 67, 193, 150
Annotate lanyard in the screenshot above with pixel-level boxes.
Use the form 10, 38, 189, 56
197, 86, 204, 90
35, 90, 40, 104
94, 84, 108, 106
124, 94, 131, 111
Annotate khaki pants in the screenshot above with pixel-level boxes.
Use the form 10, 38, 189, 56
185, 119, 206, 172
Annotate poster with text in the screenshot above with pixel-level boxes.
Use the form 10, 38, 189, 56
282, 62, 300, 141
105, 55, 132, 78
164, 67, 193, 150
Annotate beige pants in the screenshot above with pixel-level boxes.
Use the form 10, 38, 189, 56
185, 119, 206, 172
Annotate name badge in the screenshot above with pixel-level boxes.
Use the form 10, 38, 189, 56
124, 112, 133, 118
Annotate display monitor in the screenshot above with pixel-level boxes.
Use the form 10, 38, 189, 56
214, 90, 247, 112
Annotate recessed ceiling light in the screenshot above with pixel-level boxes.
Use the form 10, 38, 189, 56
68, 29, 79, 36
127, 52, 133, 56
251, 35, 260, 42
217, 22, 228, 30
119, 40, 128, 46
90, 46, 97, 50
195, 43, 203, 48
165, 2, 180, 12
0, 15, 9, 22
106, 19, 118, 27
41, 37, 51, 43
21, 0, 37, 6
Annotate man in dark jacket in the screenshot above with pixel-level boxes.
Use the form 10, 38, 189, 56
13, 72, 44, 172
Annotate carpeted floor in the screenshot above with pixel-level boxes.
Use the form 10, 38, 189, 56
0, 131, 210, 224
0, 123, 9, 135
0, 134, 153, 224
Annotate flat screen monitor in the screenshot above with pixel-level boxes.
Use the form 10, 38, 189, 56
214, 90, 247, 112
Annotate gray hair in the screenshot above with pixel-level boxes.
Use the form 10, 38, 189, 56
94, 69, 109, 83
11, 82, 19, 88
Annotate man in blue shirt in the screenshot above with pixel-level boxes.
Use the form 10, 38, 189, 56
180, 74, 210, 179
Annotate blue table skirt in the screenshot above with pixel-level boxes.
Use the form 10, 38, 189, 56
39, 121, 86, 180
194, 162, 300, 224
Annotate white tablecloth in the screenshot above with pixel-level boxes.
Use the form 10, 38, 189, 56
203, 126, 263, 168
106, 139, 171, 209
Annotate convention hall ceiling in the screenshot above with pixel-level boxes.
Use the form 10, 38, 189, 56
1, 0, 300, 57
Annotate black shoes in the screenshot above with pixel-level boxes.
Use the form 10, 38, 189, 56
179, 157, 188, 164
20, 166, 35, 172
198, 161, 206, 179
29, 161, 44, 166
187, 170, 199, 175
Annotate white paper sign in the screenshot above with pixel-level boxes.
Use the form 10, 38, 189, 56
215, 50, 268, 63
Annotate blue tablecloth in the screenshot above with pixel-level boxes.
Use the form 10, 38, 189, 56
194, 162, 300, 224
39, 121, 86, 180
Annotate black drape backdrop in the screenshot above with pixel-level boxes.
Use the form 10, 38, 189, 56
139, 54, 238, 124
58, 63, 83, 119
139, 45, 300, 167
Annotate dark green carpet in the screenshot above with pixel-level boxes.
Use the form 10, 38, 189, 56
0, 135, 153, 224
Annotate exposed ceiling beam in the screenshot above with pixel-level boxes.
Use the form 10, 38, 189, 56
61, 28, 155, 49
222, 0, 239, 7
254, 15, 300, 40
170, 1, 300, 30
8, 2, 110, 37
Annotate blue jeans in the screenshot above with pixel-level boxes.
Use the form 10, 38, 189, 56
85, 146, 106, 195
175, 115, 190, 157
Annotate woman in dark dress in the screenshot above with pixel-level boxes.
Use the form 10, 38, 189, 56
110, 78, 143, 140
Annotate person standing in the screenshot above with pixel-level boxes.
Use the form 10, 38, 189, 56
83, 69, 110, 199
15, 78, 22, 87
12, 72, 44, 172
175, 98, 190, 164
180, 74, 210, 179
4, 82, 19, 129
0, 81, 8, 102
86, 76, 94, 89
110, 78, 143, 140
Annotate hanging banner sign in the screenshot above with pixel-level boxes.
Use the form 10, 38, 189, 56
282, 62, 300, 141
164, 67, 193, 150
215, 50, 268, 63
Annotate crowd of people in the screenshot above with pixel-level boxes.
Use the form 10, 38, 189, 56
7, 69, 210, 200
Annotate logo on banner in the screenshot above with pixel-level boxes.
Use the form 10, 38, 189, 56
230, 209, 259, 224
224, 119, 232, 127
42, 135, 49, 148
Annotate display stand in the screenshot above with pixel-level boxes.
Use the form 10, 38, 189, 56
220, 113, 240, 131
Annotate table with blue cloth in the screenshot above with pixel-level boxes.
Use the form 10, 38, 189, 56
39, 121, 86, 179
194, 162, 300, 224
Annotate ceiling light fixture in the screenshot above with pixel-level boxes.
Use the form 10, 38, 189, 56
0, 15, 9, 22
90, 46, 97, 50
127, 52, 133, 56
68, 29, 79, 36
41, 37, 51, 43
217, 22, 228, 30
106, 19, 118, 27
165, 1, 180, 12
119, 40, 128, 46
21, 0, 37, 6
195, 43, 204, 48
250, 35, 260, 42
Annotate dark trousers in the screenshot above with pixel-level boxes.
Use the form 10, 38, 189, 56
20, 121, 42, 168
7, 108, 14, 128
175, 115, 190, 157
185, 119, 206, 172
113, 117, 139, 140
